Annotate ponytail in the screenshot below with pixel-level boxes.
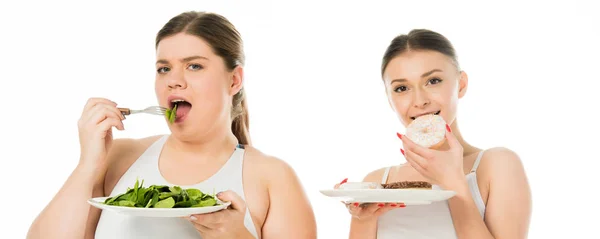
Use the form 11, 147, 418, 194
231, 89, 250, 145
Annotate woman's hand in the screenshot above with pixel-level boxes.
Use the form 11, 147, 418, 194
185, 190, 254, 239
345, 202, 403, 221
77, 97, 125, 168
334, 181, 404, 222
398, 124, 465, 190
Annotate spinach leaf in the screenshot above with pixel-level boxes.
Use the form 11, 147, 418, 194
165, 104, 177, 123
101, 178, 220, 209
154, 197, 175, 208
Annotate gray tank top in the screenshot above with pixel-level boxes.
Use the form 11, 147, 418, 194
95, 135, 259, 238
376, 150, 487, 239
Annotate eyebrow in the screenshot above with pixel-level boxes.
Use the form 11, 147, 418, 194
156, 55, 209, 65
390, 69, 443, 84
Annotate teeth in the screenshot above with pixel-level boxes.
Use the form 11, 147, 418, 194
171, 99, 185, 103
411, 111, 440, 120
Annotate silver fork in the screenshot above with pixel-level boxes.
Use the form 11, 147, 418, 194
119, 106, 167, 116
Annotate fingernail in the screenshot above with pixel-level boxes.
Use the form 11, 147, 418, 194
377, 203, 384, 207
390, 204, 397, 207
340, 178, 348, 185
446, 124, 451, 132
396, 132, 402, 139
216, 192, 223, 197
400, 149, 405, 156
399, 204, 406, 208
353, 202, 359, 207
189, 216, 197, 221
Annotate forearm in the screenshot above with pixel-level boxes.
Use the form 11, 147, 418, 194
27, 163, 102, 239
349, 218, 377, 239
447, 180, 495, 239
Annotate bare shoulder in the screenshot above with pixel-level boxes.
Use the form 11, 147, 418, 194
104, 135, 166, 193
363, 166, 390, 183
478, 147, 527, 178
242, 146, 299, 182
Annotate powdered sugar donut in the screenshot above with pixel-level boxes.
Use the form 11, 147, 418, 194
406, 114, 446, 148
338, 182, 383, 190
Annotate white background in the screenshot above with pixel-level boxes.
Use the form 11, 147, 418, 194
1, 0, 599, 238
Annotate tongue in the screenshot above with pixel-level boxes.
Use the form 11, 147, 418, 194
175, 102, 192, 119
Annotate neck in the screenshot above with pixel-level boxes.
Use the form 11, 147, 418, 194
166, 123, 239, 162
439, 119, 479, 155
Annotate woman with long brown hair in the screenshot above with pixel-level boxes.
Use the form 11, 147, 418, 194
338, 29, 531, 239
27, 11, 316, 239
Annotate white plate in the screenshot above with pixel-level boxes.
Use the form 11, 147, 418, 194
320, 189, 456, 205
88, 197, 231, 217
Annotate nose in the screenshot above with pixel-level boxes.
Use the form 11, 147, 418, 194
412, 90, 430, 109
167, 70, 187, 90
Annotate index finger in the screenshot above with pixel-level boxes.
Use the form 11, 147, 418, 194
400, 134, 434, 159
83, 97, 117, 112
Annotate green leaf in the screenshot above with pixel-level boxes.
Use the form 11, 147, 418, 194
137, 188, 149, 206
118, 200, 136, 207
159, 192, 175, 200
146, 190, 159, 208
174, 200, 196, 208
154, 197, 175, 208
165, 109, 172, 121
193, 198, 216, 207
169, 104, 177, 123
186, 189, 203, 200
165, 104, 177, 123
104, 179, 218, 208
169, 186, 182, 194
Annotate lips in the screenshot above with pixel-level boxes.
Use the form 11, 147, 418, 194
410, 110, 441, 120
166, 95, 192, 123
167, 95, 191, 108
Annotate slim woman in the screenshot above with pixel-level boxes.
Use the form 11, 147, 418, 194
340, 29, 531, 239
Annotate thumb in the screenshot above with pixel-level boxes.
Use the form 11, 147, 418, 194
217, 190, 246, 213
445, 124, 461, 151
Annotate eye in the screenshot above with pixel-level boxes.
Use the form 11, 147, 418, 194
157, 67, 170, 74
427, 77, 443, 85
394, 85, 408, 93
187, 64, 203, 71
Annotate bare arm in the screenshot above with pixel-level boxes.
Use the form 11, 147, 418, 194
448, 148, 531, 239
347, 168, 389, 239
27, 139, 131, 239
349, 218, 378, 239
261, 159, 317, 239
26, 163, 103, 239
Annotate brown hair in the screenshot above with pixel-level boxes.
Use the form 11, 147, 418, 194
381, 29, 460, 77
156, 11, 251, 145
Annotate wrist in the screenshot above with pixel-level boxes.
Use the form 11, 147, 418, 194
440, 177, 469, 194
234, 228, 254, 239
76, 160, 106, 177
351, 216, 378, 226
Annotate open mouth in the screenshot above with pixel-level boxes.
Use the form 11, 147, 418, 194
410, 110, 441, 120
169, 99, 192, 122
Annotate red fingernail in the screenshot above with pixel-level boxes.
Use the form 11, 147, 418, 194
446, 124, 451, 132
390, 204, 397, 207
396, 133, 402, 139
401, 149, 405, 156
378, 203, 384, 207
340, 178, 348, 185
354, 202, 359, 207
400, 204, 406, 208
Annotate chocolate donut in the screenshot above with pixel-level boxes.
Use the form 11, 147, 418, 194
381, 181, 432, 189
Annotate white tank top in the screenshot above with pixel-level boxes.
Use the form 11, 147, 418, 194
376, 150, 487, 239
95, 135, 259, 239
